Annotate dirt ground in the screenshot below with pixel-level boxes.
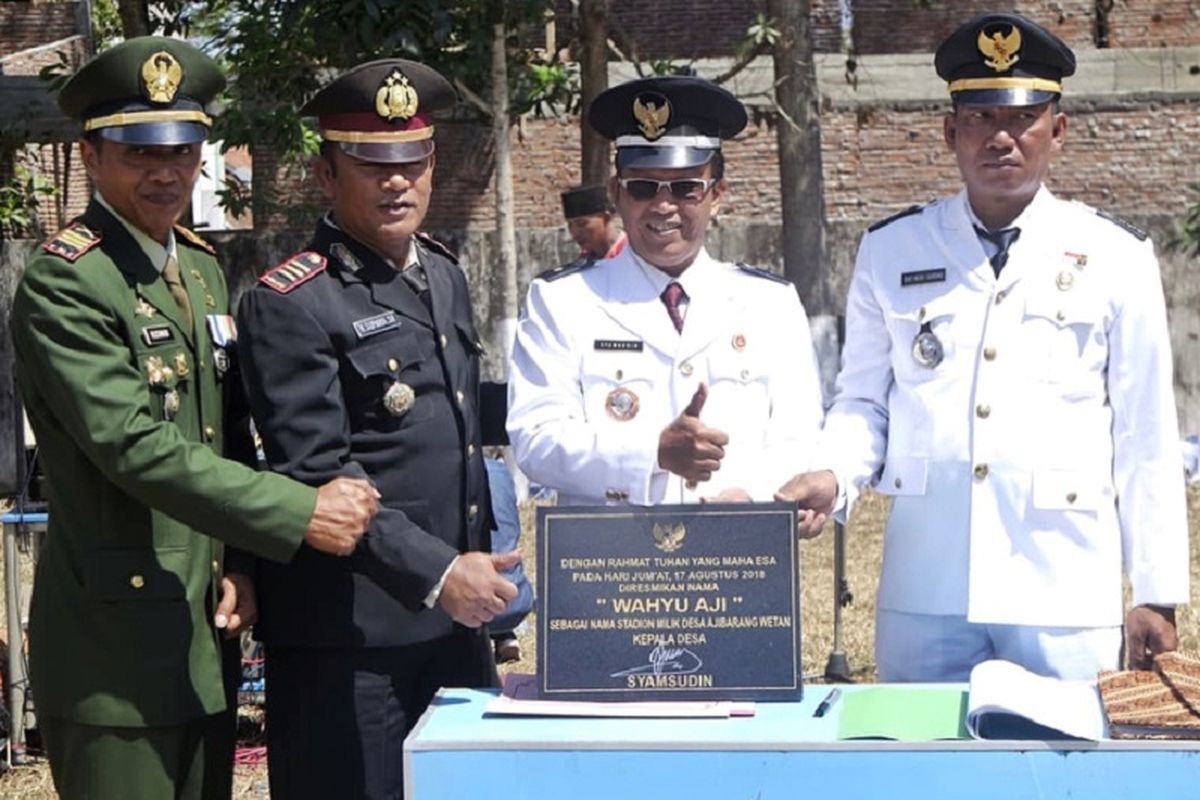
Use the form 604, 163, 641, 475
1, 487, 1197, 798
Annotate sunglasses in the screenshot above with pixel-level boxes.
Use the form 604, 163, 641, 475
617, 178, 717, 202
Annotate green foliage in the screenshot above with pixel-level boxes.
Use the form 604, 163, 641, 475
0, 160, 59, 239
1174, 184, 1200, 258
516, 60, 579, 117
740, 12, 780, 57
90, 0, 124, 47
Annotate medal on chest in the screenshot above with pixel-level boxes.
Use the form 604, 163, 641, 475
911, 322, 944, 369
605, 387, 640, 421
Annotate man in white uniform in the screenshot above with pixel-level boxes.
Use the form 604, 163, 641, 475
509, 76, 823, 505
777, 12, 1189, 680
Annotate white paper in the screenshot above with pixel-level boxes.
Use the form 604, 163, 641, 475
484, 694, 756, 718
967, 659, 1106, 740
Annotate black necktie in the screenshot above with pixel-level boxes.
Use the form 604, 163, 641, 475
974, 226, 1021, 277
400, 262, 431, 309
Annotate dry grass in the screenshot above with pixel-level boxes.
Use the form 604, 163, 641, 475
2, 487, 1198, 798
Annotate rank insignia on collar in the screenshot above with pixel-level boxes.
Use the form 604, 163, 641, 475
141, 50, 183, 103
605, 387, 640, 421
135, 298, 157, 318
376, 68, 419, 122
331, 242, 364, 273
175, 224, 216, 255
43, 223, 102, 262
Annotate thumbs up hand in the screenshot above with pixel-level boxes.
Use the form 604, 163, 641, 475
657, 383, 730, 485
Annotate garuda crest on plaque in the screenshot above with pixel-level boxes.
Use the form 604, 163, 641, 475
141, 51, 183, 104
977, 25, 1021, 72
653, 522, 686, 553
376, 69, 420, 122
633, 92, 670, 141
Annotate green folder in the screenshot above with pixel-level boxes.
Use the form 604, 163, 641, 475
837, 687, 971, 741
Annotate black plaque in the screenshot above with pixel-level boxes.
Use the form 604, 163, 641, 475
537, 503, 801, 702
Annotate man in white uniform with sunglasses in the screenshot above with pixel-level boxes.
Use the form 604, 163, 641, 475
508, 76, 824, 507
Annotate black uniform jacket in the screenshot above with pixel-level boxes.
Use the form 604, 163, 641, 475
237, 218, 492, 649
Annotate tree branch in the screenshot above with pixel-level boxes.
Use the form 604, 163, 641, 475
454, 77, 493, 118
710, 44, 766, 85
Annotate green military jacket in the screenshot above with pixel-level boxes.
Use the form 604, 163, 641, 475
10, 200, 316, 727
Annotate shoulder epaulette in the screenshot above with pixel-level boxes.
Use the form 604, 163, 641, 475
1095, 209, 1148, 241
415, 232, 459, 263
867, 204, 925, 233
42, 221, 102, 262
736, 263, 791, 285
259, 251, 327, 294
537, 256, 596, 282
174, 224, 217, 255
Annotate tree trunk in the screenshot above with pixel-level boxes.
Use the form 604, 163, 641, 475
577, 0, 611, 185
491, 11, 519, 380
767, 0, 839, 403
116, 0, 149, 38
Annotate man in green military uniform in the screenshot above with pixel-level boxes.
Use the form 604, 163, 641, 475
10, 37, 381, 799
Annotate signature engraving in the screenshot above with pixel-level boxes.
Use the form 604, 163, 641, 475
610, 640, 703, 678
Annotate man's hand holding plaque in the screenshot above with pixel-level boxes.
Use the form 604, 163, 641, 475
658, 384, 729, 486
775, 469, 837, 539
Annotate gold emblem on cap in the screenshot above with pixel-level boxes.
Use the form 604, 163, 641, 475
376, 69, 419, 122
977, 25, 1021, 72
141, 51, 183, 104
632, 93, 670, 141
605, 387, 640, 421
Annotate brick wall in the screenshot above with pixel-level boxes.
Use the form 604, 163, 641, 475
554, 0, 763, 61
423, 96, 1200, 232
0, 0, 79, 61
555, 1, 1200, 59
1108, 1, 1200, 48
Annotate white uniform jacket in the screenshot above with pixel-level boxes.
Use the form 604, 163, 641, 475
509, 246, 824, 506
822, 187, 1189, 628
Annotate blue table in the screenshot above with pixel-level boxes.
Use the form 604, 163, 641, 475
404, 687, 1200, 799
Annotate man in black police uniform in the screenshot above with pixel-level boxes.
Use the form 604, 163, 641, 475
237, 59, 519, 799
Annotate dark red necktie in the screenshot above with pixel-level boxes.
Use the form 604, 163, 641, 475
661, 282, 686, 333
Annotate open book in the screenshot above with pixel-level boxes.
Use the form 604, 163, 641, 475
835, 660, 1105, 741
966, 659, 1106, 740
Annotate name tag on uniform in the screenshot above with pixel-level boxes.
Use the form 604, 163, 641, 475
353, 311, 402, 339
140, 325, 175, 347
900, 269, 947, 287
594, 339, 643, 352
